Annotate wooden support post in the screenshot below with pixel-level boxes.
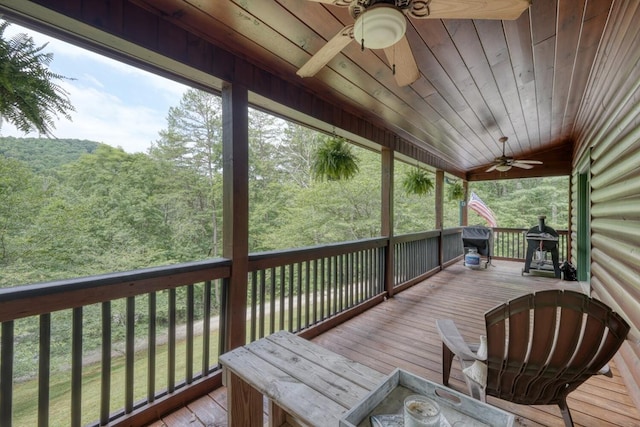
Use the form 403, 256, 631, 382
435, 171, 444, 269
381, 148, 394, 297
435, 170, 444, 230
462, 180, 469, 226
222, 83, 249, 352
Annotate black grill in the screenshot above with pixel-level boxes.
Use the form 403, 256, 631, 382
522, 216, 560, 277
462, 225, 493, 268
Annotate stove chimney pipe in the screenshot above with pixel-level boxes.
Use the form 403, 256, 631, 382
538, 215, 546, 232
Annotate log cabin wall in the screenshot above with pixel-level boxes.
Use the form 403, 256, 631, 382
572, 0, 640, 408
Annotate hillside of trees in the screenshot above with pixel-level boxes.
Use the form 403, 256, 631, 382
0, 89, 568, 289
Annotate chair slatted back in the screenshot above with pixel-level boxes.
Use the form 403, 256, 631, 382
484, 290, 629, 406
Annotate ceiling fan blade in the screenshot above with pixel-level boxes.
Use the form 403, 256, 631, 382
297, 25, 354, 78
424, 0, 531, 20
514, 160, 543, 165
383, 36, 420, 87
512, 162, 534, 169
485, 164, 498, 173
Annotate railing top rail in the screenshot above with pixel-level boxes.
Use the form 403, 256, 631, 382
248, 237, 388, 271
492, 227, 568, 235
0, 258, 231, 322
392, 228, 460, 243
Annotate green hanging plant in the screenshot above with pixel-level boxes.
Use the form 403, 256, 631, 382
312, 136, 360, 181
447, 181, 465, 201
403, 168, 434, 195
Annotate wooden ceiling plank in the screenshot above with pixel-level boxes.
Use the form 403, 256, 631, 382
550, 0, 586, 142
561, 0, 614, 138
443, 19, 509, 158
529, 0, 558, 151
412, 20, 499, 159
532, 37, 555, 149
503, 10, 541, 148
471, 19, 530, 155
530, 0, 558, 45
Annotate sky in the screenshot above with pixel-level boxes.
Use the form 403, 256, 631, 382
2, 22, 189, 153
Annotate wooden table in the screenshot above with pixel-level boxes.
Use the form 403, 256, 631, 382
219, 330, 387, 427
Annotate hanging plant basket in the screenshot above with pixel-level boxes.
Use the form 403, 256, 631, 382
403, 168, 434, 195
447, 181, 465, 201
312, 136, 360, 181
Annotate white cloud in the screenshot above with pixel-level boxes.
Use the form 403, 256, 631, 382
1, 22, 187, 153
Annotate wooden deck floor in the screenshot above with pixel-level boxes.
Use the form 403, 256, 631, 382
149, 261, 640, 427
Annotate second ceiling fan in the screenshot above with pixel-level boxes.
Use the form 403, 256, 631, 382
485, 136, 543, 172
297, 0, 531, 87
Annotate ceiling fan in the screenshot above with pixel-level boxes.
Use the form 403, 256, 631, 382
485, 136, 543, 172
297, 0, 531, 87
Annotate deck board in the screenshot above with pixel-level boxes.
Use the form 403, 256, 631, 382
152, 261, 640, 427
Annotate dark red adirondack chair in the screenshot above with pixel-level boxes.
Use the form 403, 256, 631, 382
436, 289, 629, 426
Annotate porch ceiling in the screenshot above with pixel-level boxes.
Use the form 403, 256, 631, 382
2, 0, 617, 179
135, 0, 609, 179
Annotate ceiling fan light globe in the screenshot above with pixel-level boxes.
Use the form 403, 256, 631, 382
353, 7, 406, 50
495, 164, 511, 172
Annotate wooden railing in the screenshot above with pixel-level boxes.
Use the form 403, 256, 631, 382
0, 226, 503, 427
0, 260, 231, 427
246, 238, 388, 341
393, 228, 463, 288
492, 227, 569, 262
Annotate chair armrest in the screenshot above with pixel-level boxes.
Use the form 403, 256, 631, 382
436, 319, 484, 361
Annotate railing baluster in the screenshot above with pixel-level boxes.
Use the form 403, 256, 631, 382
312, 259, 318, 324
272, 267, 278, 334
304, 261, 311, 328
168, 289, 176, 393
1, 321, 14, 427
71, 307, 82, 427
125, 297, 135, 413
297, 262, 302, 331
100, 303, 111, 424
250, 272, 257, 342
259, 271, 266, 339
335, 255, 341, 314
347, 252, 353, 307
288, 264, 294, 331
202, 281, 211, 375
38, 314, 51, 427
320, 258, 326, 321
218, 278, 229, 354
278, 265, 286, 329
148, 292, 156, 402
186, 284, 194, 384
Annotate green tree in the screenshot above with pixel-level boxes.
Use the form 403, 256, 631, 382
0, 21, 74, 136
150, 89, 224, 257
0, 156, 44, 264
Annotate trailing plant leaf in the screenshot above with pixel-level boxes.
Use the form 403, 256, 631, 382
447, 181, 464, 201
0, 21, 75, 137
403, 168, 433, 195
311, 136, 359, 181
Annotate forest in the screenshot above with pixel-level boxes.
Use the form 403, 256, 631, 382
1, 89, 570, 425
0, 89, 569, 289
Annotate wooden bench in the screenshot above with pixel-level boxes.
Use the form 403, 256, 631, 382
219, 330, 387, 426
